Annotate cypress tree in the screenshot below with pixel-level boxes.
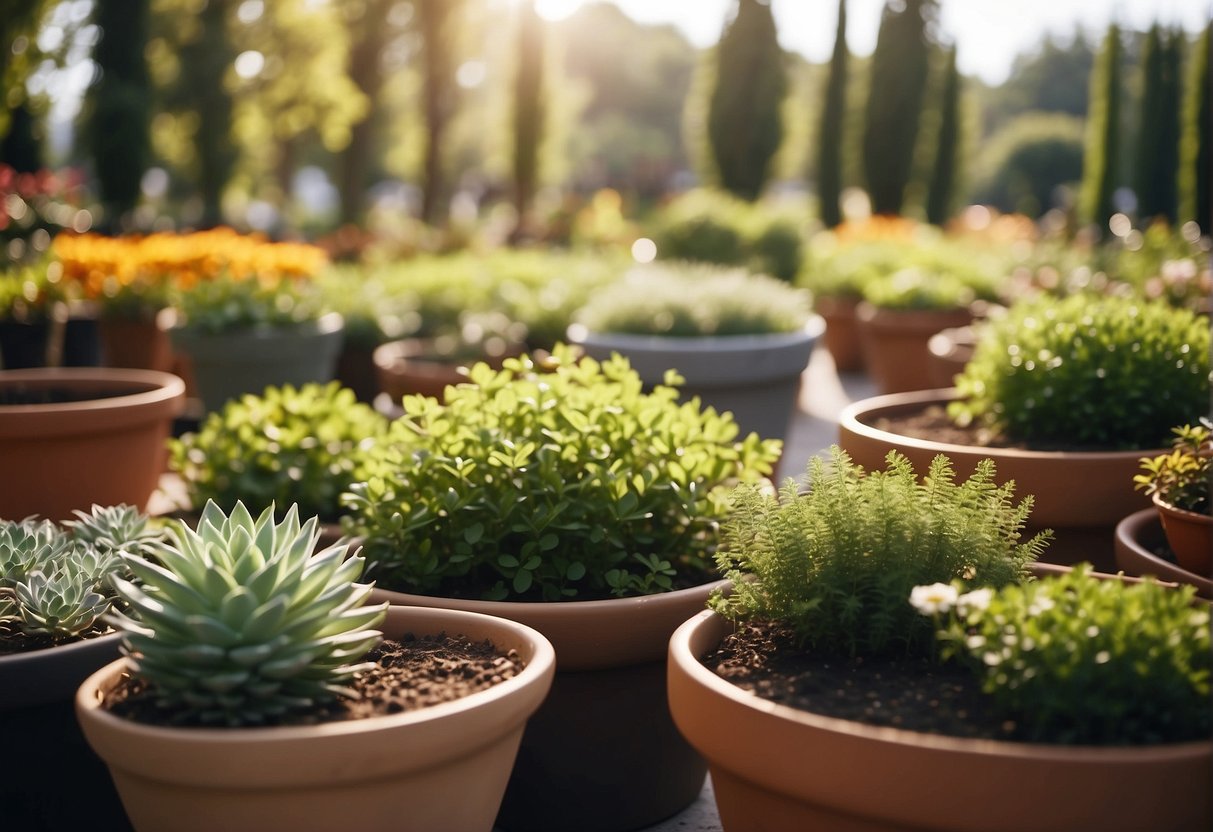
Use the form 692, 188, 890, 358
862, 0, 936, 216
86, 0, 152, 228
419, 0, 461, 226
1135, 25, 1183, 224
177, 0, 236, 229
707, 0, 787, 201
1079, 23, 1121, 235
925, 45, 961, 226
1179, 21, 1211, 232
817, 0, 848, 228
512, 0, 544, 234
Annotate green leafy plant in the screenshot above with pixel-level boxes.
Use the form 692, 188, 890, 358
0, 260, 68, 323
109, 501, 386, 726
950, 294, 1210, 449
1134, 422, 1212, 514
343, 345, 781, 601
710, 448, 1048, 657
0, 505, 165, 645
860, 266, 995, 311
174, 274, 327, 334
170, 383, 388, 523
576, 263, 811, 337
918, 564, 1211, 744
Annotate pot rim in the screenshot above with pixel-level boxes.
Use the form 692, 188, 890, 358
570, 316, 825, 353
1152, 493, 1213, 524
0, 368, 186, 418
840, 389, 1164, 463
75, 604, 555, 744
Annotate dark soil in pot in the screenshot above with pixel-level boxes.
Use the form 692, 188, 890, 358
101, 633, 525, 727
0, 385, 133, 405
875, 404, 1129, 454
705, 621, 1015, 741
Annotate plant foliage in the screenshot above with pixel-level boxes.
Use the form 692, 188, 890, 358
170, 383, 388, 522
924, 565, 1211, 744
110, 501, 386, 726
710, 448, 1047, 657
343, 346, 781, 601
1134, 422, 1212, 514
950, 294, 1210, 449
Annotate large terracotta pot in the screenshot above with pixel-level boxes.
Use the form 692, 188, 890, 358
572, 318, 824, 443
856, 303, 973, 394
170, 313, 344, 414
668, 608, 1212, 832
99, 317, 174, 373
838, 389, 1162, 571
1116, 507, 1213, 597
0, 368, 186, 521
373, 337, 525, 413
76, 605, 555, 832
814, 294, 865, 372
1153, 495, 1213, 576
926, 324, 978, 388
371, 581, 722, 832
1, 633, 130, 830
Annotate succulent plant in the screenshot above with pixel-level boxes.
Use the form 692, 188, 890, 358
0, 505, 164, 645
109, 501, 387, 726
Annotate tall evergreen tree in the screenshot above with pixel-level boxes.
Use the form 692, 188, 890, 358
817, 0, 848, 227
337, 0, 395, 226
86, 0, 152, 228
419, 0, 462, 226
861, 0, 936, 216
925, 45, 961, 226
1135, 25, 1183, 225
512, 0, 544, 234
177, 0, 236, 228
1179, 21, 1211, 232
707, 0, 787, 201
1079, 23, 1122, 235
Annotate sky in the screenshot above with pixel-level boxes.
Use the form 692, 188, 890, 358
536, 0, 1213, 85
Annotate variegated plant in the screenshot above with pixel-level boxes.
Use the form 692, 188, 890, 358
109, 501, 387, 727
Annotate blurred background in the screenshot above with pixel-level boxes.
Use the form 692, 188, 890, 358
2, 0, 1209, 251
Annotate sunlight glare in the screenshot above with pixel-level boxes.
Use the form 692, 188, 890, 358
535, 0, 584, 22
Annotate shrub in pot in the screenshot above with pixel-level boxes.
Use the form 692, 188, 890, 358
168, 382, 388, 541
570, 263, 822, 448
1133, 422, 1212, 577
169, 274, 344, 414
76, 501, 555, 832
668, 449, 1211, 831
840, 293, 1211, 568
342, 346, 781, 832
1, 506, 167, 831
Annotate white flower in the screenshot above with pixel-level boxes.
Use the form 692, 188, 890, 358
909, 583, 959, 615
956, 587, 993, 616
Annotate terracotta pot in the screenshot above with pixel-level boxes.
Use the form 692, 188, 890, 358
1, 633, 130, 830
371, 581, 723, 832
373, 338, 525, 410
856, 303, 974, 394
926, 325, 977, 389
814, 294, 865, 372
668, 607, 1212, 832
76, 605, 555, 832
838, 389, 1162, 571
0, 368, 186, 521
170, 313, 344, 414
571, 318, 824, 442
1152, 495, 1213, 576
335, 343, 379, 403
1115, 508, 1213, 598
99, 318, 174, 374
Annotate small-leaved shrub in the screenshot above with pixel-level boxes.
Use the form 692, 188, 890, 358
577, 263, 811, 337
109, 501, 386, 726
710, 448, 1048, 657
1134, 422, 1213, 513
170, 383, 387, 522
919, 564, 1211, 744
950, 294, 1210, 449
343, 346, 781, 601
175, 274, 326, 334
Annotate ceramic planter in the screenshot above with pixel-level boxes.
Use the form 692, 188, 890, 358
76, 605, 555, 832
838, 389, 1162, 571
1, 633, 130, 830
1152, 496, 1213, 576
572, 318, 824, 443
372, 581, 723, 832
0, 368, 185, 521
1115, 508, 1213, 598
855, 303, 974, 394
926, 324, 977, 389
668, 608, 1212, 832
0, 315, 102, 369
814, 294, 865, 372
169, 313, 344, 413
373, 337, 525, 413
99, 317, 175, 374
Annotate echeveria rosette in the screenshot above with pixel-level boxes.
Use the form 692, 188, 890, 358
64, 503, 168, 561
110, 501, 387, 727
